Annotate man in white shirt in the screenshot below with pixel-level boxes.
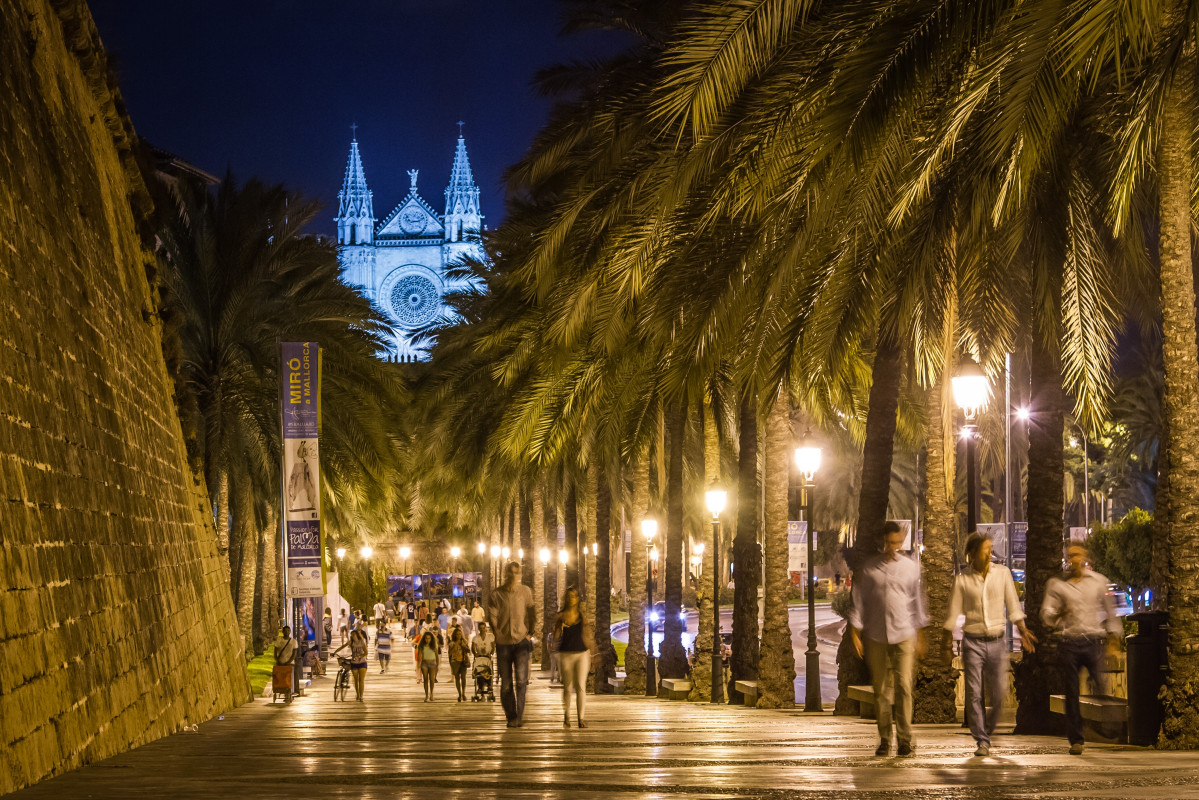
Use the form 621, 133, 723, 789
373, 600, 386, 628
1042, 542, 1122, 755
942, 533, 1037, 756
848, 521, 928, 757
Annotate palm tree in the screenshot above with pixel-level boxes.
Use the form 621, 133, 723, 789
757, 392, 795, 707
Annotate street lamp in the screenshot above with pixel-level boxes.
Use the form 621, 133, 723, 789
953, 356, 990, 534
794, 441, 823, 712
1071, 422, 1090, 531
450, 545, 461, 559
360, 545, 373, 559
336, 547, 346, 561
704, 486, 727, 703
641, 517, 659, 696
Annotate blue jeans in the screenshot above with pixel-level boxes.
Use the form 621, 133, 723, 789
1059, 636, 1106, 745
962, 635, 1008, 745
496, 641, 531, 721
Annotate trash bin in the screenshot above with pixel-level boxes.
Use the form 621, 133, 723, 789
1125, 611, 1168, 746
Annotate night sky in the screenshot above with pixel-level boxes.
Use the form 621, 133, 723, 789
88, 1, 622, 230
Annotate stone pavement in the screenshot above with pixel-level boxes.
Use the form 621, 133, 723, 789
8, 646, 1199, 800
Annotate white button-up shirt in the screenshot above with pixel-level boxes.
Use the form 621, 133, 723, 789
943, 563, 1025, 637
1041, 569, 1122, 638
848, 552, 928, 645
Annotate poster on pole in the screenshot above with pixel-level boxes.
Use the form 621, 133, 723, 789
787, 521, 807, 587
1011, 522, 1028, 558
976, 523, 1006, 562
282, 341, 324, 598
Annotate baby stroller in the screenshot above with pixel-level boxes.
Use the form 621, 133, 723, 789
471, 653, 495, 702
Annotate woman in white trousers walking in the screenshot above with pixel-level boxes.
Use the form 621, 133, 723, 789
554, 586, 596, 728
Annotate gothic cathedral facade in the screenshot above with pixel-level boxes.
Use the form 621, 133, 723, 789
334, 131, 483, 361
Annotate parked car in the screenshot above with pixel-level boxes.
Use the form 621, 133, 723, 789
648, 601, 691, 632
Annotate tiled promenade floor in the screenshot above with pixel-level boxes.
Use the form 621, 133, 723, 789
9, 651, 1199, 799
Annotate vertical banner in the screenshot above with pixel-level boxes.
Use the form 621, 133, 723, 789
282, 341, 325, 598
787, 521, 807, 587
1011, 522, 1028, 559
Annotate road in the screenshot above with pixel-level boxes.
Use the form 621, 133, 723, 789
612, 606, 842, 702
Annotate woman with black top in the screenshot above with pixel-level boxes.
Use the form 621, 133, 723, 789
553, 586, 596, 728
448, 624, 471, 701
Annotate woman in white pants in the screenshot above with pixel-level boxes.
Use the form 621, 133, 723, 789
554, 586, 596, 728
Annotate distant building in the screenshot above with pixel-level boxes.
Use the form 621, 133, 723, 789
334, 130, 484, 361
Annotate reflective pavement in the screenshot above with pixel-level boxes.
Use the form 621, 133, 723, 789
9, 639, 1199, 799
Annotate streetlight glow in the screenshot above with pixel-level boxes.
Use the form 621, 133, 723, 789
539, 547, 550, 564
336, 547, 346, 560
641, 518, 658, 540
360, 545, 373, 559
399, 545, 411, 559
518, 548, 524, 559
705, 487, 727, 518
649, 547, 659, 564
490, 545, 501, 558
450, 546, 461, 559
694, 542, 705, 556
558, 549, 568, 564
952, 356, 990, 419
502, 547, 510, 559
794, 444, 822, 483
477, 541, 487, 555
1016, 406, 1030, 421
590, 542, 598, 556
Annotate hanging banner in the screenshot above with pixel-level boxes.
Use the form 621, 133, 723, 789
1011, 522, 1028, 558
787, 521, 807, 587
282, 341, 324, 598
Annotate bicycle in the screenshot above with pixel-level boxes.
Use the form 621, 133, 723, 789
333, 656, 351, 701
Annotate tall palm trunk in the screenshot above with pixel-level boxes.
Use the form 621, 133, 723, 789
730, 391, 761, 703
594, 466, 617, 691
255, 505, 278, 654
758, 393, 795, 707
660, 395, 689, 679
533, 485, 546, 666
541, 499, 557, 669
914, 370, 958, 722
837, 334, 903, 713
215, 468, 230, 558
1152, 414, 1170, 611
520, 484, 534, 592
625, 456, 651, 693
564, 480, 580, 589
1156, 49, 1199, 746
690, 399, 718, 701
235, 517, 257, 652
1014, 332, 1066, 735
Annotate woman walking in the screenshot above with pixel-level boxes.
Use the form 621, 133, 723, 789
376, 619, 392, 674
448, 624, 471, 701
417, 629, 441, 701
332, 628, 369, 701
554, 586, 596, 728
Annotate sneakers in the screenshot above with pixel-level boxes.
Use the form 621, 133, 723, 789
975, 743, 990, 757
897, 742, 914, 757
1069, 742, 1085, 755
875, 741, 890, 756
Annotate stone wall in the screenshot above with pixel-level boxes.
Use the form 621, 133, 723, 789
0, 0, 250, 793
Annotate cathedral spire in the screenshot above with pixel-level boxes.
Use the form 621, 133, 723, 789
336, 135, 375, 245
443, 127, 482, 242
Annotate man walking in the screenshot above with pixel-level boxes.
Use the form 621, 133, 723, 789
942, 533, 1037, 756
1042, 542, 1122, 755
848, 521, 928, 757
487, 561, 538, 728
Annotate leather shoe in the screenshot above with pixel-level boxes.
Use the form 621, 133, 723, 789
897, 742, 913, 756
874, 741, 890, 756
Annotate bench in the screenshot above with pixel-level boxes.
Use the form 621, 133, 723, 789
608, 676, 626, 695
734, 680, 760, 706
1050, 694, 1128, 743
658, 678, 692, 700
847, 685, 877, 719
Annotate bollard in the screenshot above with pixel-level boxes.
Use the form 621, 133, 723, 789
1126, 611, 1168, 746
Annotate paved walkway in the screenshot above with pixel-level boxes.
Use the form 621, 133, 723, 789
10, 641, 1199, 799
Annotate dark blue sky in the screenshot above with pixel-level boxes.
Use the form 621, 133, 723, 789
89, 0, 621, 230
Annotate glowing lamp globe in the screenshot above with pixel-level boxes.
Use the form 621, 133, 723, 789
450, 546, 461, 559
952, 357, 990, 418
399, 546, 411, 559
641, 518, 658, 540
794, 446, 822, 482
705, 487, 727, 518
336, 547, 346, 560
558, 549, 568, 564
501, 547, 510, 559
539, 547, 551, 565
490, 545, 501, 559
360, 545, 373, 559
477, 541, 487, 555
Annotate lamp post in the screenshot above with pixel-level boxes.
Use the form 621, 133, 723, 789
794, 443, 823, 712
952, 356, 990, 534
490, 545, 501, 589
641, 517, 659, 696
704, 487, 727, 704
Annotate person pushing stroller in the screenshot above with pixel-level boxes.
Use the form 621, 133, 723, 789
471, 621, 496, 702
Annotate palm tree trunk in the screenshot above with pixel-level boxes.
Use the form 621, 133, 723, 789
730, 391, 761, 703
564, 480, 580, 589
1014, 331, 1066, 736
255, 505, 278, 654
594, 465, 617, 692
690, 398, 717, 701
625, 456, 650, 693
660, 395, 689, 679
541, 501, 557, 668
1152, 414, 1170, 611
215, 468, 230, 557
520, 484, 534, 592
1155, 49, 1199, 746
533, 485, 546, 666
837, 334, 903, 713
757, 392, 795, 708
232, 483, 256, 653
914, 370, 958, 722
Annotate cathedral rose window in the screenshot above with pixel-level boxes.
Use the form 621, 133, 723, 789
389, 274, 440, 327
